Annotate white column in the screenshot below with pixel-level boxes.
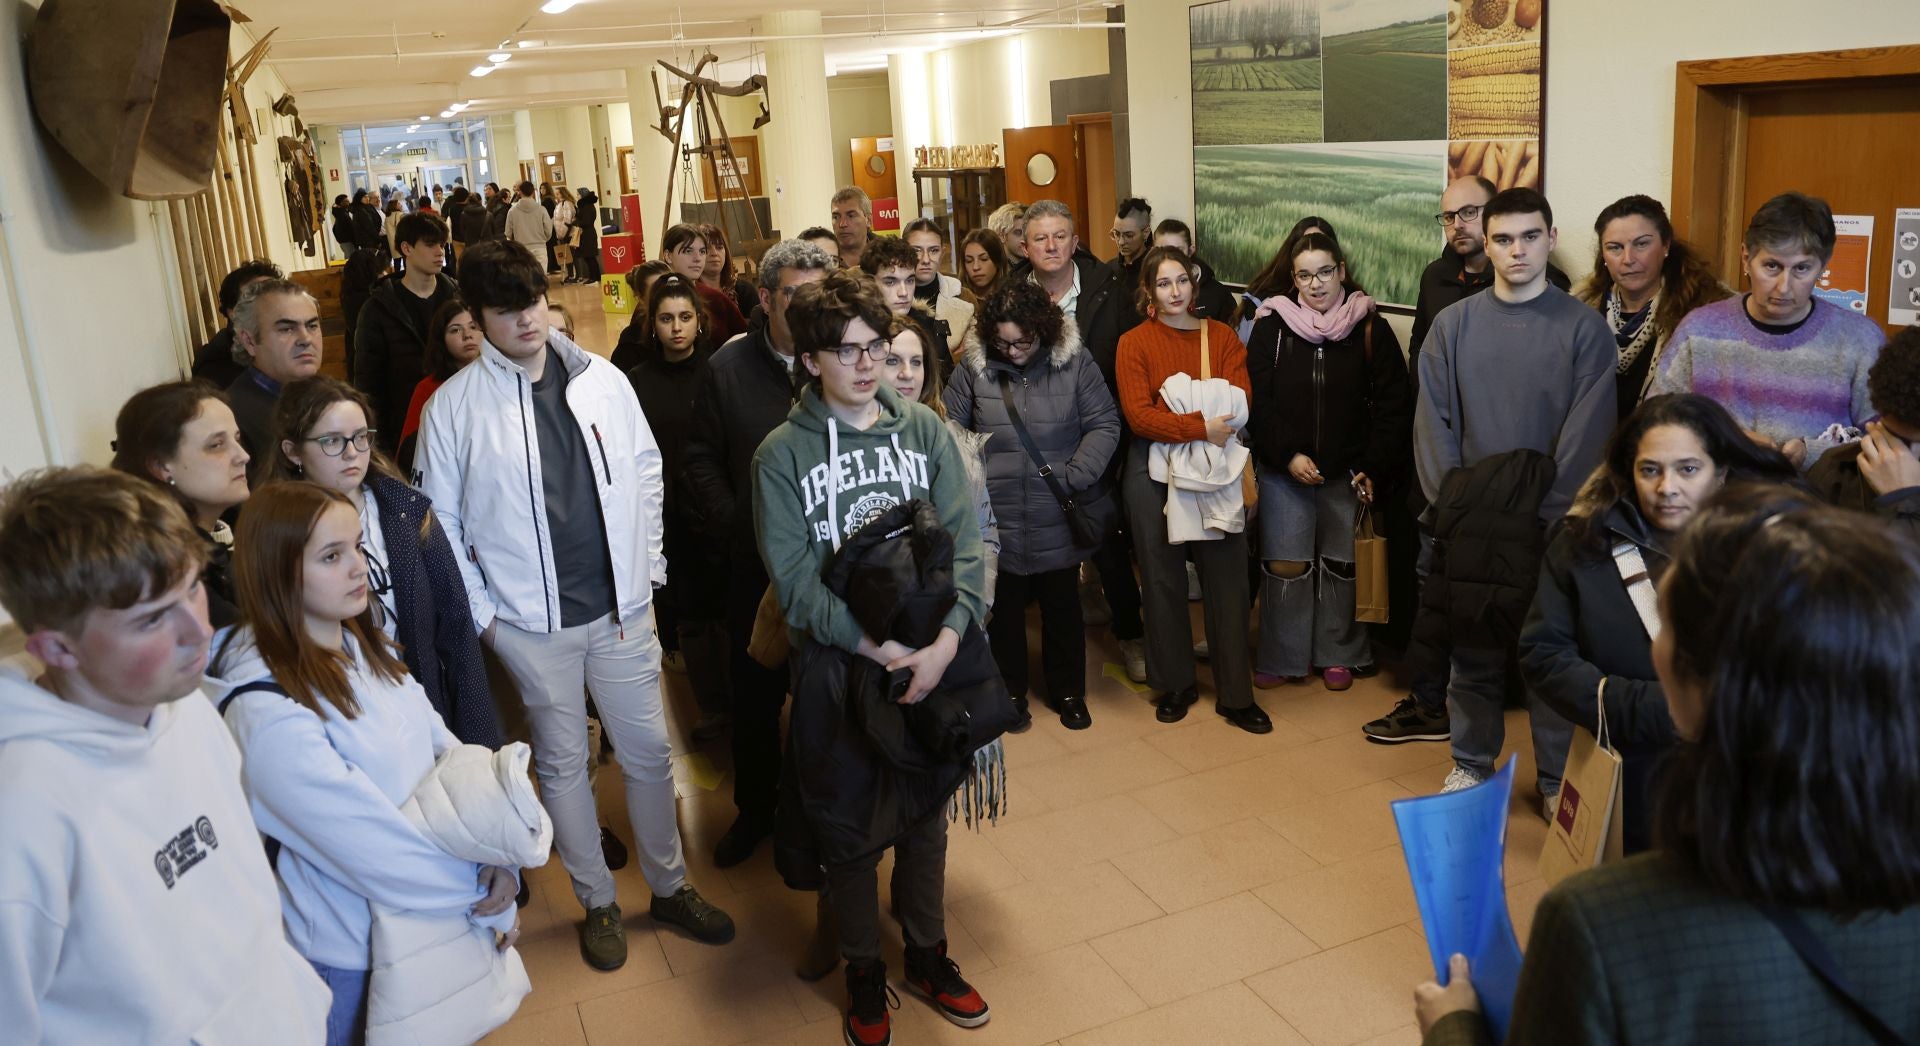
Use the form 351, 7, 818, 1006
513, 109, 537, 173
759, 10, 836, 239
626, 65, 678, 252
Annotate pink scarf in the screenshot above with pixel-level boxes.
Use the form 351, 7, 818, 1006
1255, 287, 1375, 345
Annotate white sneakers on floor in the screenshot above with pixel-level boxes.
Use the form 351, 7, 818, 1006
1439, 766, 1487, 793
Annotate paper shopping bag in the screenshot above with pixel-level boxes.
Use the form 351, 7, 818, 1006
1539, 681, 1625, 886
1354, 505, 1389, 623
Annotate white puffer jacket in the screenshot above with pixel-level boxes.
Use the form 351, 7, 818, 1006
367, 742, 552, 1046
414, 330, 667, 634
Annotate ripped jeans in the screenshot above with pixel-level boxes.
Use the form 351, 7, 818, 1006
1255, 470, 1372, 677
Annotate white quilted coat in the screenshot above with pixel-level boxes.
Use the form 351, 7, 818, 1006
367, 743, 552, 1046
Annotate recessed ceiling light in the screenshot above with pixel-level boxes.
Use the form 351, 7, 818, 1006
471, 65, 494, 77
418, 114, 431, 121
540, 0, 579, 13
489, 52, 511, 63
439, 110, 453, 118
517, 40, 538, 48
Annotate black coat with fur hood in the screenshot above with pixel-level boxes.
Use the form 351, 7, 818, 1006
942, 315, 1121, 575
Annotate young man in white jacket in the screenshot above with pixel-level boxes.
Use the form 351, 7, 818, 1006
0, 467, 331, 1043
414, 238, 734, 970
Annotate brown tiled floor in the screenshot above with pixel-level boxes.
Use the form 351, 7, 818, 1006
491, 285, 1552, 1044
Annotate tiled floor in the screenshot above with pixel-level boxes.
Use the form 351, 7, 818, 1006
490, 281, 1554, 1045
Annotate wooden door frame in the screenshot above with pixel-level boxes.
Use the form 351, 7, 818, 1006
1068, 111, 1114, 258
1672, 44, 1920, 283
616, 146, 634, 194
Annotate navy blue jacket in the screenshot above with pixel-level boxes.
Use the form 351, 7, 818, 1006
367, 474, 503, 748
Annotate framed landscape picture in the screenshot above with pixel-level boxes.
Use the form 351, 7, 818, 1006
1190, 0, 1545, 305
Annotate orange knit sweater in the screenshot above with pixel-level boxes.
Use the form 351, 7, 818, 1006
1115, 319, 1252, 444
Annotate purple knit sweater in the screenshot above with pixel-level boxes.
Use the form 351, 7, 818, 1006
1648, 296, 1882, 465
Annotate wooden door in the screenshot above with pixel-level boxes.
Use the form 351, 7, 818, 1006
616, 146, 634, 194
850, 136, 895, 202
1672, 45, 1920, 336
1071, 112, 1117, 262
539, 151, 566, 189
1003, 124, 1084, 223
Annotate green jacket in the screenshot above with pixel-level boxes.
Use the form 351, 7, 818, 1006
752, 383, 986, 651
1426, 852, 1920, 1045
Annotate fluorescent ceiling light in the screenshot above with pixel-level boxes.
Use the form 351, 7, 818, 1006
439, 110, 454, 118
471, 65, 495, 77
517, 40, 537, 48
540, 0, 579, 13
418, 114, 431, 121
544, 154, 557, 164
489, 52, 511, 63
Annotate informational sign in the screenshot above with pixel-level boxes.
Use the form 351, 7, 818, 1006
1891, 208, 1920, 328
1393, 755, 1526, 1043
872, 197, 901, 233
1814, 215, 1873, 315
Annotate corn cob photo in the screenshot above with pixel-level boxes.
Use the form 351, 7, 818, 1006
1447, 41, 1542, 138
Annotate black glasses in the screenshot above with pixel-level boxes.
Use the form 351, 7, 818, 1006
1293, 265, 1339, 286
306, 430, 375, 456
831, 340, 892, 365
1435, 204, 1484, 226
995, 335, 1036, 354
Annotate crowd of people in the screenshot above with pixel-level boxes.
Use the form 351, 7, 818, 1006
7, 170, 1920, 1046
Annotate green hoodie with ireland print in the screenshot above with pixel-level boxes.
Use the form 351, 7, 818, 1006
752, 382, 987, 652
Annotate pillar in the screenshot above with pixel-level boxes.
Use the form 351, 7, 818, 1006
626, 65, 680, 254
513, 109, 537, 175
759, 10, 836, 240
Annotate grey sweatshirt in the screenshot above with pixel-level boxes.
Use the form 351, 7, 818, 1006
1413, 285, 1617, 521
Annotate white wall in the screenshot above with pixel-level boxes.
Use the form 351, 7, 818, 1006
828, 73, 895, 193
1125, 0, 1920, 286
0, 11, 310, 480
531, 107, 601, 196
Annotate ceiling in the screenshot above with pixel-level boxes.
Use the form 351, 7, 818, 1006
242, 0, 1121, 126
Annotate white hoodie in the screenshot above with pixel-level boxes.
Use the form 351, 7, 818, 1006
209, 628, 511, 972
0, 656, 331, 1044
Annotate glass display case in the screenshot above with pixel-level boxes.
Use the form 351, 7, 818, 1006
912, 167, 1006, 271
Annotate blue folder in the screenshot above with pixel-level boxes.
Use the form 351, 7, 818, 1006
1392, 754, 1526, 1041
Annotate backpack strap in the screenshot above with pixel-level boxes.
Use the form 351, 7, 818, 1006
1610, 542, 1662, 640
214, 677, 292, 868
1760, 906, 1912, 1046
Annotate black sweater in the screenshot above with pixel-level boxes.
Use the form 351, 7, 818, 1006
1246, 311, 1412, 485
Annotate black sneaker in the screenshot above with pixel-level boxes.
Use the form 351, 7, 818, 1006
844, 959, 901, 1046
650, 884, 736, 943
1362, 695, 1451, 744
904, 940, 990, 1028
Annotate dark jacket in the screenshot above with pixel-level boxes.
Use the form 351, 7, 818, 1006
1010, 248, 1142, 397
1518, 496, 1676, 855
479, 199, 509, 241
201, 529, 238, 629
1412, 449, 1556, 669
774, 503, 1012, 889
330, 204, 354, 249
1424, 852, 1920, 1046
943, 316, 1120, 575
349, 203, 384, 251
1246, 310, 1412, 486
628, 345, 721, 600
573, 191, 599, 249
684, 317, 794, 553
1191, 257, 1238, 326
611, 312, 653, 374
224, 367, 280, 487
1409, 249, 1572, 358
353, 273, 459, 453
1807, 441, 1920, 543
191, 327, 246, 389
443, 200, 471, 244
364, 474, 502, 748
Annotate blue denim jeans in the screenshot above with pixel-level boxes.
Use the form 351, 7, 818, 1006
308, 960, 369, 1046
1448, 644, 1573, 795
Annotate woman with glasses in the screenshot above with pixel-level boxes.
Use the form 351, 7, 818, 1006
1575, 195, 1732, 419
945, 280, 1120, 729
269, 376, 502, 747
1238, 215, 1340, 341
1244, 232, 1411, 694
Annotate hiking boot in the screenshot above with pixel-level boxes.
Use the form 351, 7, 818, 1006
1440, 766, 1488, 793
713, 814, 771, 869
650, 884, 736, 944
579, 903, 627, 970
843, 959, 901, 1046
1119, 638, 1148, 683
905, 940, 991, 1028
1362, 696, 1451, 744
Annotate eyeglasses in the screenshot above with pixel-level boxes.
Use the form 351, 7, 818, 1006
995, 335, 1037, 354
1293, 265, 1339, 286
1434, 204, 1484, 226
306, 429, 375, 456
831, 339, 892, 365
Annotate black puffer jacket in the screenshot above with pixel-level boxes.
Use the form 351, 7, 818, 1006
684, 317, 795, 553
1246, 309, 1412, 486
353, 273, 459, 453
1410, 448, 1556, 669
1518, 495, 1676, 854
943, 315, 1120, 575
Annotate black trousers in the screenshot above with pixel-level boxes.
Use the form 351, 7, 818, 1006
987, 566, 1085, 704
725, 553, 789, 822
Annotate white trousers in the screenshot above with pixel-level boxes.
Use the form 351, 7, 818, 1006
489, 611, 686, 910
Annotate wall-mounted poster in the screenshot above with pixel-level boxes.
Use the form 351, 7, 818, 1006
1191, 0, 1546, 306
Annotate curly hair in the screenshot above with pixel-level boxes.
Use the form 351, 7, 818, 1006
858, 235, 919, 276
1867, 326, 1920, 427
1576, 195, 1732, 343
975, 280, 1063, 360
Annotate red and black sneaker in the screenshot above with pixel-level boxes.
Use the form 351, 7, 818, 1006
904, 940, 991, 1028
843, 959, 899, 1046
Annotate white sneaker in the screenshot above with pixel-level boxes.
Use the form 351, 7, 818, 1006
1439, 766, 1487, 793
1119, 638, 1148, 683
1186, 561, 1202, 601
1541, 789, 1560, 823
